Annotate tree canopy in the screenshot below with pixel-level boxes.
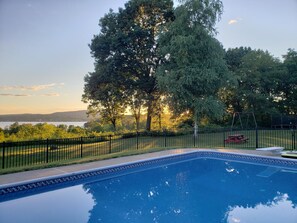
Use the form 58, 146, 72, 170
83, 0, 297, 132
156, 0, 229, 125
83, 0, 174, 131
275, 49, 297, 115
222, 47, 297, 125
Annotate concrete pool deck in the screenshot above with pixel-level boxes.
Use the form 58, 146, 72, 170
0, 148, 283, 186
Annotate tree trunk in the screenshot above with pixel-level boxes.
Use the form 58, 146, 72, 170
158, 113, 162, 130
194, 121, 198, 138
135, 114, 140, 132
132, 106, 141, 131
111, 119, 116, 132
146, 101, 153, 131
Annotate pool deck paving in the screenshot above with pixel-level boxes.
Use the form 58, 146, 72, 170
0, 148, 283, 187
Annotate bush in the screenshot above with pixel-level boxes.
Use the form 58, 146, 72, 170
121, 132, 137, 139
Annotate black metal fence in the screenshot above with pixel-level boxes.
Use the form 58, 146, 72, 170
0, 128, 296, 169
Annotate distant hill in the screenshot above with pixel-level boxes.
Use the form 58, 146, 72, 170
0, 110, 90, 122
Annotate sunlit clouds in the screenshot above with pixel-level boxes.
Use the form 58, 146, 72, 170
228, 18, 242, 25
228, 19, 238, 25
0, 83, 64, 91
41, 93, 60, 97
0, 83, 64, 97
0, 93, 59, 97
0, 94, 32, 97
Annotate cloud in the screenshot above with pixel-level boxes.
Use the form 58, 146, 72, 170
0, 83, 64, 91
0, 93, 31, 97
228, 19, 238, 25
0, 93, 60, 97
41, 93, 60, 97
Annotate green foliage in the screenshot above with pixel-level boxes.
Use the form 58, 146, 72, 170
177, 0, 223, 34
221, 47, 252, 113
223, 48, 283, 125
2, 123, 89, 142
157, 0, 229, 122
83, 68, 126, 131
239, 50, 280, 113
84, 120, 106, 132
68, 125, 87, 136
275, 49, 297, 114
0, 128, 4, 142
225, 47, 252, 72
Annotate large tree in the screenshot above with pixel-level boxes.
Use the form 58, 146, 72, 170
156, 0, 230, 133
275, 49, 297, 115
240, 50, 280, 114
83, 0, 174, 131
82, 10, 126, 131
222, 47, 252, 113
224, 48, 281, 121
83, 68, 125, 131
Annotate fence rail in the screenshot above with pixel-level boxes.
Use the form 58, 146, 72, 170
0, 128, 296, 169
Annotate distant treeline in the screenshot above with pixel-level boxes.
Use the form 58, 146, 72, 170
0, 113, 217, 142
0, 122, 88, 142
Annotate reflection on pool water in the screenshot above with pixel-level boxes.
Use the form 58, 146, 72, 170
0, 153, 297, 223
0, 186, 94, 223
226, 193, 296, 223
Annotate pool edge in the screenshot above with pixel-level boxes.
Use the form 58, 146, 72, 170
1, 149, 297, 197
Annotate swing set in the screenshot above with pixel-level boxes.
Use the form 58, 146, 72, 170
230, 112, 257, 130
224, 112, 257, 144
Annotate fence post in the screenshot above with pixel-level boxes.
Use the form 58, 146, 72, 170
223, 130, 226, 148
109, 135, 112, 154
46, 138, 49, 163
193, 133, 196, 147
292, 129, 296, 151
294, 130, 296, 150
80, 137, 83, 158
255, 127, 259, 148
136, 132, 139, 150
2, 141, 5, 169
164, 131, 167, 147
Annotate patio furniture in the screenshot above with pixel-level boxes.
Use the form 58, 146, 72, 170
224, 134, 249, 144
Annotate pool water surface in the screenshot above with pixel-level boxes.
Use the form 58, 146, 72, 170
0, 152, 297, 223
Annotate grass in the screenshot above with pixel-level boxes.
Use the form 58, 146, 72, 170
0, 129, 295, 174
0, 146, 178, 175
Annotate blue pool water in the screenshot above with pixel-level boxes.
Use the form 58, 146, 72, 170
0, 152, 297, 223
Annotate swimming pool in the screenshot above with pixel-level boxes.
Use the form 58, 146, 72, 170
1, 151, 297, 223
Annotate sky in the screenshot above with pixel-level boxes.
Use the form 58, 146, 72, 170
0, 0, 296, 115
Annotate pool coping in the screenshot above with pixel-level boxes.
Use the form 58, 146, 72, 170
0, 148, 296, 189
0, 149, 197, 186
